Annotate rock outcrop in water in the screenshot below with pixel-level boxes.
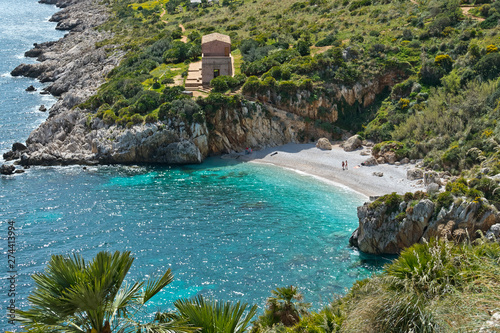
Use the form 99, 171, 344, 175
350, 195, 500, 254
11, 0, 120, 106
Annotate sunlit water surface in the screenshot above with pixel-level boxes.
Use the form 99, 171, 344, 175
0, 0, 389, 330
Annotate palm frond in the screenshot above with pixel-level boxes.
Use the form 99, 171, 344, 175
143, 268, 174, 303
174, 295, 257, 333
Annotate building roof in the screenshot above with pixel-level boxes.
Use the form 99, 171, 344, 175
201, 33, 231, 45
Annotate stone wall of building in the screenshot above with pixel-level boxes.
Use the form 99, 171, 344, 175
202, 40, 230, 57
202, 56, 233, 84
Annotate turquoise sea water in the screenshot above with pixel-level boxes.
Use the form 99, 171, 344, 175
0, 1, 388, 330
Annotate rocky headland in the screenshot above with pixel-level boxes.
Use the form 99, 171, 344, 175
350, 192, 500, 254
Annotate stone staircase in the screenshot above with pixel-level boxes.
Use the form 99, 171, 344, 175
185, 61, 202, 91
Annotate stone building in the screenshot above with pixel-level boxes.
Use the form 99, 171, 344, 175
201, 33, 233, 85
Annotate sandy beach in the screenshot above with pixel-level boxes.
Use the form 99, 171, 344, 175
230, 143, 425, 198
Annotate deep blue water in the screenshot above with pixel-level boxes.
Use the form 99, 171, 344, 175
0, 1, 387, 330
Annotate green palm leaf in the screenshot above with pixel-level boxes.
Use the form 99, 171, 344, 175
174, 295, 257, 333
17, 251, 183, 332
143, 268, 174, 303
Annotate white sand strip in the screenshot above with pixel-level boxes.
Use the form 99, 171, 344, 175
232, 143, 425, 198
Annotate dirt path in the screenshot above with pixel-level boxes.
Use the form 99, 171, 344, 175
161, 9, 188, 42
461, 6, 485, 21
179, 23, 188, 43
160, 8, 167, 23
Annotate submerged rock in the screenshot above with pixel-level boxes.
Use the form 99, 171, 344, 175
25, 85, 36, 92
0, 165, 16, 175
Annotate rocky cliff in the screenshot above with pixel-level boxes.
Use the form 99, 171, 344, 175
15, 101, 312, 165
350, 194, 500, 254
4, 0, 404, 167
248, 70, 405, 125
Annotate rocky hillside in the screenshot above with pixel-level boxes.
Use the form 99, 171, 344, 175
3, 0, 417, 166
350, 190, 500, 254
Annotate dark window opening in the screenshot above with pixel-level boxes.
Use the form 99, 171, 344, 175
214, 69, 220, 78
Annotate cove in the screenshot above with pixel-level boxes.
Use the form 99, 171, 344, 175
1, 159, 388, 324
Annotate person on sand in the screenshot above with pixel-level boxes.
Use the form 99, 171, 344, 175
342, 161, 345, 170
345, 160, 348, 170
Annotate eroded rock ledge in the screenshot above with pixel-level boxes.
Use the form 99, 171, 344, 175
11, 0, 120, 104
350, 194, 500, 254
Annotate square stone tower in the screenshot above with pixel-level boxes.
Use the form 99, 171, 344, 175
201, 33, 233, 85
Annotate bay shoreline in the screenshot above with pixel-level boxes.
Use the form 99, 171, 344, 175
234, 143, 425, 198
8, 1, 425, 200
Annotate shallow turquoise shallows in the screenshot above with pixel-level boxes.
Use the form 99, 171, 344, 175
0, 0, 389, 330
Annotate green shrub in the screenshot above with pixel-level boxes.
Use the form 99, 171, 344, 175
130, 91, 161, 114
102, 109, 118, 125
348, 0, 371, 11
435, 191, 454, 213
434, 54, 454, 72
144, 114, 158, 123
210, 76, 229, 92
475, 52, 500, 80
130, 114, 144, 125
315, 33, 337, 47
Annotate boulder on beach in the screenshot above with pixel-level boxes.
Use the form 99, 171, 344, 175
316, 137, 332, 150
424, 171, 439, 186
362, 156, 377, 166
343, 135, 362, 151
407, 168, 423, 180
426, 182, 440, 194
384, 151, 397, 164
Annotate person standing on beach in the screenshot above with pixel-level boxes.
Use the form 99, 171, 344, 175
342, 161, 345, 170
345, 160, 348, 170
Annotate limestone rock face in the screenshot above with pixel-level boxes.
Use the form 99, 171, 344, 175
207, 103, 302, 156
407, 168, 423, 180
10, 0, 121, 110
486, 223, 500, 241
384, 151, 397, 164
343, 135, 362, 152
17, 100, 306, 166
350, 197, 500, 254
19, 107, 210, 165
316, 138, 332, 150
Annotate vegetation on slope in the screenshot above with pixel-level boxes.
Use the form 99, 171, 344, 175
48, 0, 500, 330
87, 0, 500, 173
19, 240, 500, 332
